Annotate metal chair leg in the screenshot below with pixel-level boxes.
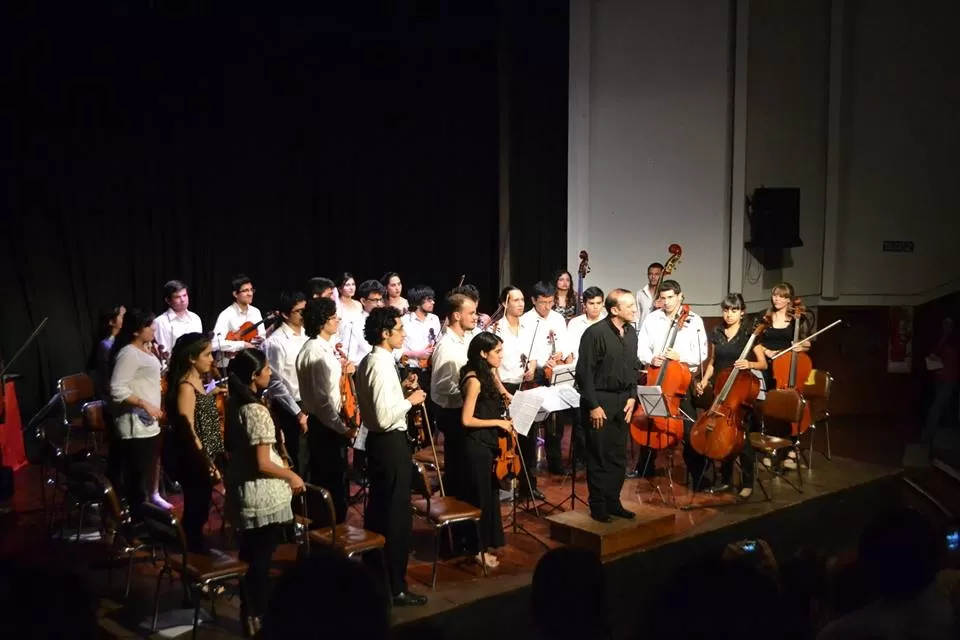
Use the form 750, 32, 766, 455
192, 589, 202, 640
824, 419, 832, 460
125, 554, 135, 598
152, 567, 165, 633
431, 529, 442, 590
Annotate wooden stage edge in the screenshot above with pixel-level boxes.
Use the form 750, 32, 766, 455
392, 456, 902, 637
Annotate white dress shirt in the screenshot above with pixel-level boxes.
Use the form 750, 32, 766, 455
637, 308, 708, 370
355, 346, 410, 433
296, 337, 348, 435
566, 313, 605, 363
110, 344, 162, 440
264, 322, 309, 402
490, 317, 535, 385
152, 308, 203, 354
340, 311, 372, 366
635, 285, 657, 331
213, 303, 265, 353
430, 329, 471, 408
521, 308, 570, 365
402, 311, 441, 356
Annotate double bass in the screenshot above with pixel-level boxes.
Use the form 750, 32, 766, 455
575, 250, 590, 316
771, 299, 813, 436
689, 316, 770, 460
629, 304, 693, 449
651, 245, 683, 310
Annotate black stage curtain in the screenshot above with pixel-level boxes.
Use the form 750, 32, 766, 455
2, 3, 568, 424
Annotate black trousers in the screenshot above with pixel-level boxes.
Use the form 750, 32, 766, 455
363, 430, 413, 596
238, 523, 284, 617
276, 405, 308, 479
502, 382, 539, 494
581, 391, 630, 515
635, 390, 709, 490
545, 408, 585, 471
113, 435, 160, 514
434, 404, 465, 498
306, 417, 349, 524
720, 408, 758, 489
178, 450, 213, 552
460, 435, 504, 553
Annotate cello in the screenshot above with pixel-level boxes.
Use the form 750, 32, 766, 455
771, 299, 813, 436
689, 316, 770, 460
629, 304, 693, 449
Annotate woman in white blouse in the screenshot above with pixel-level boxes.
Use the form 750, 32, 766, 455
336, 272, 364, 327
109, 308, 168, 512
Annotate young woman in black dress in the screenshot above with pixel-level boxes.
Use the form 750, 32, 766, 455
696, 294, 767, 500
458, 331, 514, 569
759, 282, 813, 470
165, 332, 225, 552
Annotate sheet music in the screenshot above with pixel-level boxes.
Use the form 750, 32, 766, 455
556, 386, 581, 409
352, 424, 368, 451
508, 390, 545, 437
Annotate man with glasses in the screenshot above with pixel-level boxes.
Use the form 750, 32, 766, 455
342, 279, 386, 366
264, 291, 310, 475
213, 274, 266, 359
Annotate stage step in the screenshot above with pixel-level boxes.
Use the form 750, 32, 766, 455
546, 507, 676, 557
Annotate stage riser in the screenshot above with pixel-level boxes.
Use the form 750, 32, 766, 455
393, 474, 902, 640
547, 508, 676, 557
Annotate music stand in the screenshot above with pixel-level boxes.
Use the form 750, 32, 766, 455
634, 385, 687, 508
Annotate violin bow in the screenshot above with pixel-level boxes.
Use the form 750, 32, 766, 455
769, 319, 842, 360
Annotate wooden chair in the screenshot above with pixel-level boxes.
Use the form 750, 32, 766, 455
37, 433, 103, 538
93, 473, 153, 598
410, 460, 487, 590
751, 389, 808, 498
299, 483, 389, 565
141, 503, 250, 639
81, 399, 107, 453
58, 373, 95, 453
801, 370, 834, 469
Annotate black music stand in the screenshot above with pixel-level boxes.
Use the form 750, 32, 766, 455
502, 421, 551, 550
634, 385, 688, 508
545, 367, 588, 512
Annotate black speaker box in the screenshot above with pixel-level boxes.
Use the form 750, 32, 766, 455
746, 187, 803, 250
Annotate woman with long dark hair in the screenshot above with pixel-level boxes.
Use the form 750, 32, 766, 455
552, 269, 577, 321
695, 293, 767, 500
458, 331, 513, 569
164, 333, 224, 552
336, 272, 363, 327
224, 349, 304, 634
380, 271, 408, 313
109, 308, 167, 512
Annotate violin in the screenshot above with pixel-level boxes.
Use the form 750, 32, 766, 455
402, 327, 437, 369
225, 311, 278, 344
495, 428, 522, 482
629, 304, 693, 449
651, 245, 683, 311
576, 249, 590, 317
770, 298, 813, 436
404, 380, 446, 495
334, 343, 361, 430
689, 316, 769, 460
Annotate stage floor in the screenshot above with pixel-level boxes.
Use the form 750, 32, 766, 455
1, 413, 937, 639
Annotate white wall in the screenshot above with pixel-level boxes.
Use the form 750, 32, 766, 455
740, 0, 830, 305
568, 0, 733, 314
835, 0, 960, 301
569, 0, 960, 315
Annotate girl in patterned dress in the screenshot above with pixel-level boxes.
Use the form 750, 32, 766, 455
225, 349, 305, 634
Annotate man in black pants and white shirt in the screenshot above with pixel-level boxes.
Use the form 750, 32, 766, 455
355, 306, 428, 607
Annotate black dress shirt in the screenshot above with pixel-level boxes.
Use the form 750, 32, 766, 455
575, 317, 640, 410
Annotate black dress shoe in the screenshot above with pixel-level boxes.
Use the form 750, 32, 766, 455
610, 506, 636, 520
520, 489, 546, 501
392, 591, 428, 607
590, 511, 612, 523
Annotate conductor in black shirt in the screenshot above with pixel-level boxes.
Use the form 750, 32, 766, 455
575, 288, 640, 523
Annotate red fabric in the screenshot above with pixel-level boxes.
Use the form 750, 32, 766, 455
1, 381, 28, 470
